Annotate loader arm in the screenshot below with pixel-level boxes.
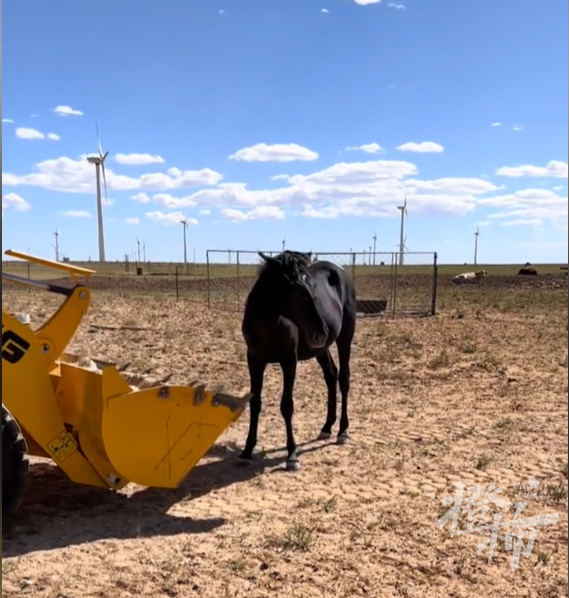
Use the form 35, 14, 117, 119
3, 250, 94, 370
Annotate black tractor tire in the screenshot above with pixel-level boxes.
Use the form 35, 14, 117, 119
2, 404, 30, 518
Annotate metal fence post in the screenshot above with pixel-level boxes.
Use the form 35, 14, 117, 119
236, 251, 241, 312
431, 252, 439, 316
206, 250, 211, 309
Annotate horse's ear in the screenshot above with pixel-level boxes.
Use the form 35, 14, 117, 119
258, 252, 280, 267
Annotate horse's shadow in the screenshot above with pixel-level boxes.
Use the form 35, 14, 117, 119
2, 437, 336, 557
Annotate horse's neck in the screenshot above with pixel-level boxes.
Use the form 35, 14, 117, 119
245, 279, 281, 319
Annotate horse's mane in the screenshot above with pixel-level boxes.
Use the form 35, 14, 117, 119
256, 250, 312, 279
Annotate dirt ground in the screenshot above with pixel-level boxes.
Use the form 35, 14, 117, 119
2, 276, 568, 598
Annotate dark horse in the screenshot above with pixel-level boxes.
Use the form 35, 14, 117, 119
239, 250, 357, 471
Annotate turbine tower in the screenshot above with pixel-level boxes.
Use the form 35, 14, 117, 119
181, 218, 189, 265
474, 225, 480, 265
397, 197, 408, 266
53, 229, 60, 262
86, 123, 109, 262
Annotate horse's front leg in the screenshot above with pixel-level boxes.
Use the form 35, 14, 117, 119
280, 358, 299, 471
239, 353, 267, 463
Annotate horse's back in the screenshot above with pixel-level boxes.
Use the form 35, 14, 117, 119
310, 260, 356, 311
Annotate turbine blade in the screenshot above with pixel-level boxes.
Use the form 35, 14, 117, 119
95, 121, 103, 157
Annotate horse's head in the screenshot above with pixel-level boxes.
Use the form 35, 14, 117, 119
476, 270, 488, 278
257, 250, 328, 348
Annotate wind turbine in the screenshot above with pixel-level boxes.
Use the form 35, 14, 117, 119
372, 233, 377, 266
86, 122, 109, 262
474, 225, 480, 265
397, 197, 408, 266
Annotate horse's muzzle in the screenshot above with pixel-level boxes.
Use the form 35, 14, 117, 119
312, 328, 328, 348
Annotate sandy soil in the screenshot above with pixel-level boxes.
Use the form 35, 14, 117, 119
2, 279, 568, 598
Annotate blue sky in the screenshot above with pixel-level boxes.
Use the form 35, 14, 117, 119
2, 0, 568, 265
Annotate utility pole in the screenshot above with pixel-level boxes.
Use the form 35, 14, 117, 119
54, 230, 60, 262
143, 242, 147, 263
372, 234, 377, 266
397, 197, 407, 267
474, 225, 480, 265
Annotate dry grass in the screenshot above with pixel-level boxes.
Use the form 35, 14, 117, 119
2, 279, 568, 598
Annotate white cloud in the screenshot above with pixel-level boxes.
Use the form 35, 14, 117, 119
129, 192, 196, 208
388, 2, 406, 8
114, 153, 165, 165
351, 0, 381, 4
301, 204, 339, 219
131, 192, 151, 203
167, 159, 499, 220
16, 127, 45, 140
491, 122, 502, 127
125, 217, 140, 225
321, 8, 329, 12
2, 156, 223, 193
200, 209, 211, 215
62, 210, 91, 218
396, 141, 444, 153
495, 160, 568, 179
229, 143, 319, 162
512, 125, 524, 131
152, 193, 197, 208
346, 143, 384, 154
2, 193, 31, 212
15, 127, 60, 141
270, 174, 291, 181
221, 206, 285, 222
54, 105, 83, 117
146, 211, 199, 226
479, 188, 567, 228
500, 218, 542, 227
2, 118, 14, 124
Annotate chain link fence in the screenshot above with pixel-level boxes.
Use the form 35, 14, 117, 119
204, 249, 438, 317
2, 250, 438, 317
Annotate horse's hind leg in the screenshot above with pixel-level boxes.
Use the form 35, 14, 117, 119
316, 349, 339, 440
336, 323, 355, 445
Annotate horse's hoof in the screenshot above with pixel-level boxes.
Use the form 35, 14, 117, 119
237, 454, 254, 466
286, 459, 300, 472
318, 431, 332, 441
337, 434, 349, 445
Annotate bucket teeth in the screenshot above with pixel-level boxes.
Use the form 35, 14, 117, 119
117, 362, 131, 372
158, 373, 174, 384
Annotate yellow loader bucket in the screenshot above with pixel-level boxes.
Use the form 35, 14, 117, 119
100, 367, 249, 488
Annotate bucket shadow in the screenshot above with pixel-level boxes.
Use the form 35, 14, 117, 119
2, 450, 274, 557
2, 437, 337, 557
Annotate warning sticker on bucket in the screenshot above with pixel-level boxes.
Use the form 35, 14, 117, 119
47, 432, 78, 462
